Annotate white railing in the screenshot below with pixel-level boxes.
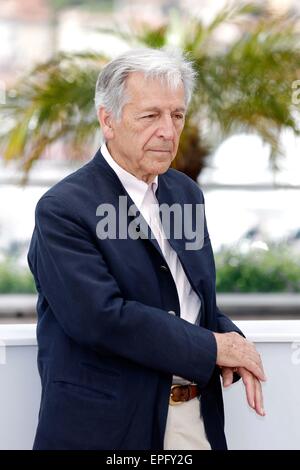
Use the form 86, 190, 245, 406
0, 320, 300, 450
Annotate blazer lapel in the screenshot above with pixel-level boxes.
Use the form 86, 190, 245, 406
156, 173, 186, 254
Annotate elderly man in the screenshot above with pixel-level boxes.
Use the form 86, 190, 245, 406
28, 47, 265, 450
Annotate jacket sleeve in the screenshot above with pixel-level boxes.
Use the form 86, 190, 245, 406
216, 306, 245, 337
28, 195, 218, 388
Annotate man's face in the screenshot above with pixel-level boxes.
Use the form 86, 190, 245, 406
99, 72, 186, 183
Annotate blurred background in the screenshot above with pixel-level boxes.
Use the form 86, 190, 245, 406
0, 0, 300, 322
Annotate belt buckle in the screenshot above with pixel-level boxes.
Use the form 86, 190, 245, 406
169, 384, 185, 406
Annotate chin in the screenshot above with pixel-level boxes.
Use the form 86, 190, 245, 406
153, 162, 172, 175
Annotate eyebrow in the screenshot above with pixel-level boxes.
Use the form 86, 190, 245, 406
140, 107, 186, 113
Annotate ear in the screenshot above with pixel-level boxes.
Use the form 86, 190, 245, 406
97, 107, 114, 140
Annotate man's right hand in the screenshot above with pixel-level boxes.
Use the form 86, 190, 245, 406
213, 331, 266, 382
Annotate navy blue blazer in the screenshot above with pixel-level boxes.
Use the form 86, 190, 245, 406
28, 148, 243, 450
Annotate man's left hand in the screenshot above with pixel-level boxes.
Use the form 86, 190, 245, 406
221, 366, 266, 417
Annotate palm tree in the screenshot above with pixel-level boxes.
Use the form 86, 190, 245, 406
1, 3, 300, 181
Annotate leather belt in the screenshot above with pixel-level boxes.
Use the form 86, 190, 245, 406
169, 383, 200, 405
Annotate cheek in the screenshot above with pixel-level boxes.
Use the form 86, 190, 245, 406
174, 128, 184, 144
128, 121, 151, 143
141, 128, 158, 149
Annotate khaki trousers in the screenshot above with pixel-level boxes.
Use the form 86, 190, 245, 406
163, 397, 211, 450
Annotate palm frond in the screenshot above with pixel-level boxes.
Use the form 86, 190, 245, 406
0, 52, 107, 172
1, 4, 300, 180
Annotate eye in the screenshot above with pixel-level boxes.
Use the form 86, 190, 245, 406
174, 114, 184, 120
141, 114, 157, 119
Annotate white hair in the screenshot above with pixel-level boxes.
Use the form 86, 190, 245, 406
94, 47, 196, 120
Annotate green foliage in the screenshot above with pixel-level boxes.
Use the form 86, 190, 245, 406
215, 247, 300, 293
49, 0, 114, 12
0, 260, 36, 294
137, 25, 168, 49
1, 52, 105, 177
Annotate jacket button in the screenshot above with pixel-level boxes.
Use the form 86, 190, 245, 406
168, 310, 176, 315
160, 264, 169, 272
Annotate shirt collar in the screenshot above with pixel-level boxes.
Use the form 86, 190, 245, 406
101, 143, 158, 209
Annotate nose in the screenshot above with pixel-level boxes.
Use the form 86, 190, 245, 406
156, 115, 175, 140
